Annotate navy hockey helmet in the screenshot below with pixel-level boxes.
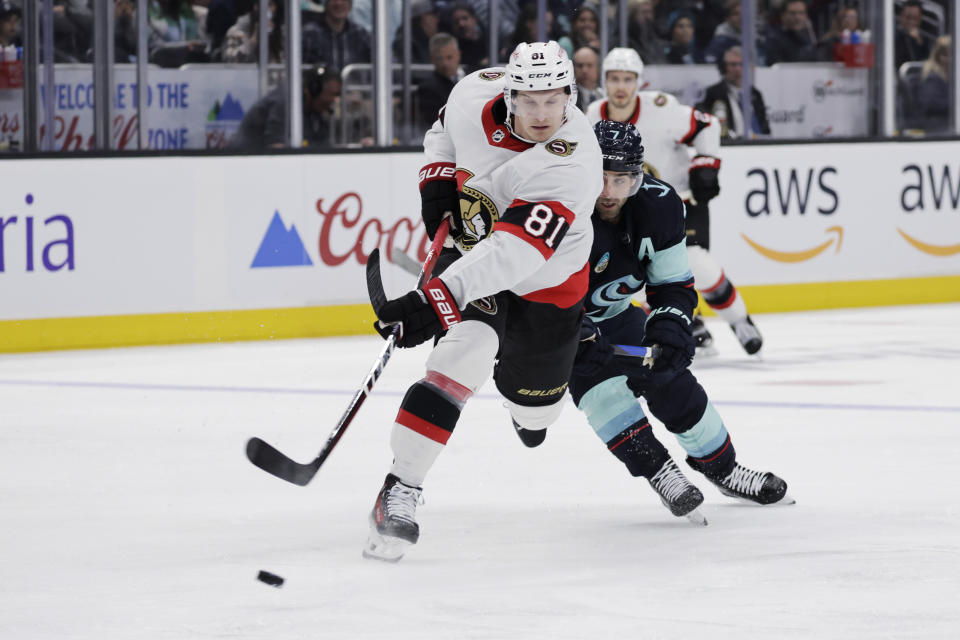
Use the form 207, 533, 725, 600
594, 120, 645, 196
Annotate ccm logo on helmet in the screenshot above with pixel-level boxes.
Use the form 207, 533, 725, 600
528, 72, 553, 78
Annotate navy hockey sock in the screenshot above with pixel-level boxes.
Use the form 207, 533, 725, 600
686, 435, 737, 479
606, 418, 671, 479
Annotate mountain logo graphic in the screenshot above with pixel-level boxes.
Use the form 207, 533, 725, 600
205, 93, 245, 148
251, 211, 314, 268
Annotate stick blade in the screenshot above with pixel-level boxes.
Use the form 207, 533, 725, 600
246, 437, 318, 487
366, 248, 387, 316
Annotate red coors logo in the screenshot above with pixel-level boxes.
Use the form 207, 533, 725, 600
316, 192, 431, 266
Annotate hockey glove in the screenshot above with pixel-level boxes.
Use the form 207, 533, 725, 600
375, 278, 461, 348
689, 156, 721, 204
573, 317, 614, 377
642, 308, 695, 384
419, 161, 461, 241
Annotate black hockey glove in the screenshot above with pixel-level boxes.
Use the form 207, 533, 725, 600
689, 156, 721, 204
641, 307, 695, 384
375, 277, 461, 348
419, 161, 461, 241
573, 317, 614, 377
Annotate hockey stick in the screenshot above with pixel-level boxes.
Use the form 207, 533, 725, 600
245, 222, 451, 486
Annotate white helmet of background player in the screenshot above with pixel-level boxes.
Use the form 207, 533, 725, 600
504, 41, 577, 132
601, 47, 644, 92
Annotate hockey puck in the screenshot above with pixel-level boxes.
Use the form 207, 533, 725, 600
257, 570, 285, 588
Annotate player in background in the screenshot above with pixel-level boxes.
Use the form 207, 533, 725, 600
585, 47, 763, 356
364, 41, 603, 561
564, 120, 790, 521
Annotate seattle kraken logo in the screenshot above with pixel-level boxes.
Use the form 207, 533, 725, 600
589, 275, 643, 320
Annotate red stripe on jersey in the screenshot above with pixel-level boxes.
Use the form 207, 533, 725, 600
396, 408, 452, 445
482, 96, 534, 151
521, 262, 589, 308
507, 199, 576, 224
679, 109, 712, 145
599, 96, 640, 124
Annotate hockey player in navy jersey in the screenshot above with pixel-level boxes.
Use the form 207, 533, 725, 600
586, 48, 763, 356
363, 41, 603, 561
559, 121, 790, 521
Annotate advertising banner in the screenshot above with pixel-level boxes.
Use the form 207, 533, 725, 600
1, 141, 958, 327
0, 65, 260, 151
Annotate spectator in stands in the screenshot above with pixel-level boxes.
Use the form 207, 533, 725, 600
449, 2, 487, 72
895, 0, 932, 70
393, 0, 439, 64
664, 10, 704, 64
703, 0, 741, 64
558, 3, 600, 58
45, 1, 93, 62
230, 66, 342, 149
918, 34, 950, 133
817, 5, 860, 62
148, 0, 209, 66
115, 0, 138, 62
220, 0, 283, 63
698, 45, 771, 139
627, 0, 666, 64
500, 4, 558, 62
206, 0, 253, 55
765, 0, 818, 64
0, 2, 21, 48
302, 0, 371, 69
694, 0, 727, 53
573, 45, 603, 111
415, 32, 462, 132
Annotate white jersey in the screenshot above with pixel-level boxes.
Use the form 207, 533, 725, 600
585, 91, 720, 200
422, 68, 603, 309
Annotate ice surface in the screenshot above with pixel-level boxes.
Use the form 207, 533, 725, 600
1, 305, 959, 639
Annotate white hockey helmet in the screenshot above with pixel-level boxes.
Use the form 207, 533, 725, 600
601, 47, 644, 92
503, 41, 577, 121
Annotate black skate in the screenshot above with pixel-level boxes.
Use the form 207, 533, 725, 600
513, 418, 547, 448
731, 316, 763, 355
363, 474, 423, 562
648, 458, 707, 526
705, 462, 793, 505
691, 314, 717, 357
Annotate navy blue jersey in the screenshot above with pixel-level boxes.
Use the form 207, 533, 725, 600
584, 174, 697, 325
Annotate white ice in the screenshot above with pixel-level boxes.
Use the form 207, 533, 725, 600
2, 304, 959, 639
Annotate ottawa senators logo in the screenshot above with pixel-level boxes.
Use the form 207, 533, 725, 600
469, 296, 498, 315
479, 71, 505, 81
654, 93, 668, 107
545, 139, 578, 157
457, 171, 499, 252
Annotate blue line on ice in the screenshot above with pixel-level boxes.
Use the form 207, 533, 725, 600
2, 378, 958, 413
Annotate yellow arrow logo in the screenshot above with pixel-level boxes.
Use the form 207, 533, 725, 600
897, 228, 960, 256
741, 226, 843, 263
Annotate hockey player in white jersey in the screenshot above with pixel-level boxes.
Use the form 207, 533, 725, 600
364, 41, 603, 561
585, 47, 763, 356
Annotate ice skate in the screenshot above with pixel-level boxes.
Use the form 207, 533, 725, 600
691, 314, 717, 357
363, 474, 423, 562
648, 458, 708, 526
512, 418, 547, 448
704, 462, 793, 505
731, 316, 763, 355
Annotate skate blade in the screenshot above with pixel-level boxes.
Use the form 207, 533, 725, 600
720, 490, 796, 507
362, 530, 413, 563
685, 508, 708, 526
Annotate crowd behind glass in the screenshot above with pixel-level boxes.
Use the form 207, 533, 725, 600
0, 0, 953, 151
